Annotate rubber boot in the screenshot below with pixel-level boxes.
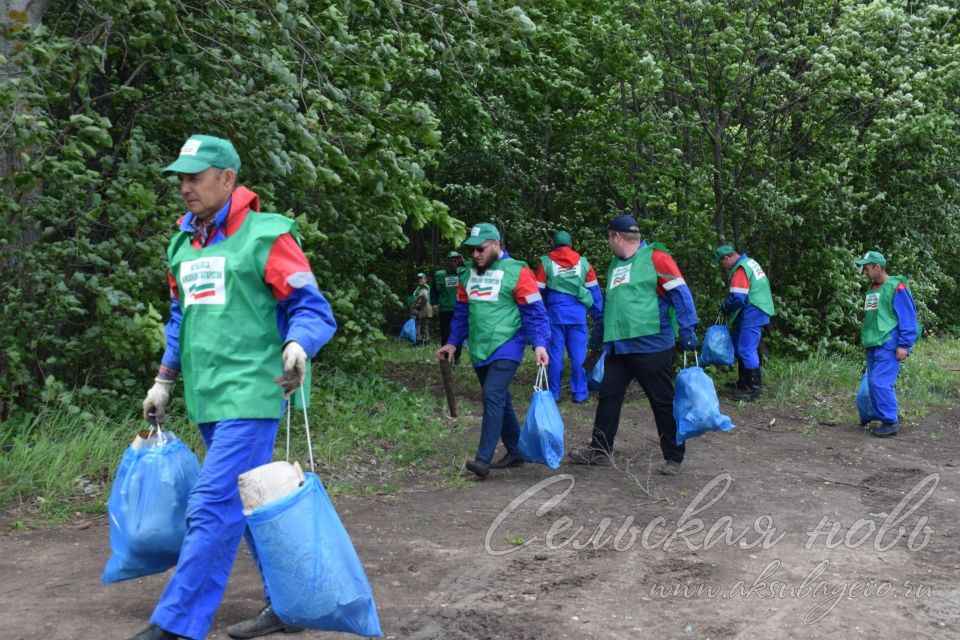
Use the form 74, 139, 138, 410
733, 368, 761, 402
726, 360, 745, 391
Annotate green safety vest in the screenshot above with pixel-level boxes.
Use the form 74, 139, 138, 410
459, 257, 524, 362
603, 245, 662, 342
169, 212, 309, 423
434, 269, 460, 312
861, 276, 907, 348
539, 255, 594, 308
727, 256, 776, 325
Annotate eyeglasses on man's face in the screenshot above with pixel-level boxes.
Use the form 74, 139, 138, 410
470, 242, 492, 254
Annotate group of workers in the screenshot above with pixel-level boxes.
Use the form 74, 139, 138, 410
122, 133, 917, 640
427, 220, 917, 480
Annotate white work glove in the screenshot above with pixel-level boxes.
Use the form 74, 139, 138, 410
277, 341, 307, 398
142, 378, 173, 423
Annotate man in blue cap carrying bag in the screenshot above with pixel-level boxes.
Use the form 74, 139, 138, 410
128, 135, 337, 640
569, 214, 699, 476
856, 250, 918, 437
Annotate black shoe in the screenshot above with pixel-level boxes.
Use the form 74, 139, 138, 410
490, 452, 525, 469
660, 460, 682, 476
124, 625, 179, 640
466, 459, 490, 479
572, 397, 589, 404
870, 422, 899, 438
226, 605, 304, 639
567, 446, 612, 466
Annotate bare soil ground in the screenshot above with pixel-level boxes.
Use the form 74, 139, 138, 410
3, 356, 959, 640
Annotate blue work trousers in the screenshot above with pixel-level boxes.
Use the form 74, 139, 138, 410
547, 322, 589, 402
866, 347, 901, 425
152, 418, 279, 640
474, 359, 522, 464
732, 323, 763, 369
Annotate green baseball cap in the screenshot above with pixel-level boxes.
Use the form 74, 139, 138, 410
162, 135, 241, 174
463, 222, 501, 246
553, 230, 572, 247
446, 250, 462, 260
855, 250, 886, 267
714, 244, 735, 264
416, 272, 426, 278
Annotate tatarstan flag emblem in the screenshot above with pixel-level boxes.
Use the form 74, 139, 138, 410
188, 282, 217, 301
469, 285, 494, 298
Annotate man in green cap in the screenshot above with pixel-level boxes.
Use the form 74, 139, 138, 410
432, 250, 465, 362
855, 250, 918, 437
534, 230, 603, 403
437, 222, 550, 478
408, 272, 432, 345
714, 244, 775, 401
127, 135, 338, 640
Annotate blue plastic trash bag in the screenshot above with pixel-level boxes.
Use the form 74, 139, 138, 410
857, 373, 879, 424
587, 351, 606, 391
398, 318, 416, 343
246, 473, 382, 637
674, 366, 735, 445
699, 324, 735, 367
102, 431, 200, 584
518, 367, 565, 468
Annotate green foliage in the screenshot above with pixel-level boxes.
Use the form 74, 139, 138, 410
1, 0, 959, 414
0, 0, 471, 412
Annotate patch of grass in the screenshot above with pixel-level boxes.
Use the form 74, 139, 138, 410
763, 337, 960, 427
506, 534, 526, 546
0, 365, 457, 519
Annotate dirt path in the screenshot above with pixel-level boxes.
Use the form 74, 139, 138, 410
3, 363, 959, 640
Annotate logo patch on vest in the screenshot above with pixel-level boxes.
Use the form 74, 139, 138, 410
610, 264, 632, 289
467, 270, 504, 301
445, 275, 459, 289
552, 262, 581, 278
747, 259, 766, 280
181, 257, 227, 307
864, 292, 880, 311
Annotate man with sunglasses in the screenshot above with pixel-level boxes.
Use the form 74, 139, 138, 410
437, 223, 550, 478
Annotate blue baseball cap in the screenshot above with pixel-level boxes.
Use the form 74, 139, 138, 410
608, 214, 640, 233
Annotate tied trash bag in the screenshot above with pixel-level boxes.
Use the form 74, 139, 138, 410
857, 373, 879, 424
246, 473, 382, 637
699, 321, 735, 368
587, 351, 606, 391
398, 318, 416, 344
518, 366, 565, 469
102, 430, 200, 584
674, 365, 735, 445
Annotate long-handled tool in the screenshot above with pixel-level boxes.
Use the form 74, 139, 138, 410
439, 356, 458, 418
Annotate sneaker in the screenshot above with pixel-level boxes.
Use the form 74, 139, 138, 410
465, 459, 490, 478
870, 423, 898, 438
567, 446, 612, 466
660, 460, 682, 476
490, 453, 525, 469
